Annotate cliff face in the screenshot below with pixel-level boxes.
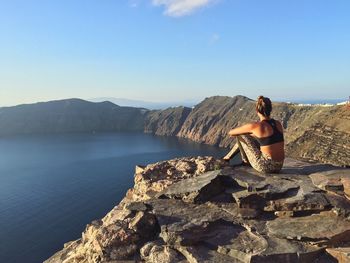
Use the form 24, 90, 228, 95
177, 96, 257, 146
45, 156, 350, 263
284, 106, 350, 166
148, 96, 349, 167
144, 106, 191, 136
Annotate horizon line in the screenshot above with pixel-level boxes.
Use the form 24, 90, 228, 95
0, 96, 348, 108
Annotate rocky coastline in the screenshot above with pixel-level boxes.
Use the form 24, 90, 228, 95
1, 95, 349, 166
146, 96, 349, 167
45, 156, 350, 263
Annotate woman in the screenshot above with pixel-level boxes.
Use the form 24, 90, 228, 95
223, 96, 285, 173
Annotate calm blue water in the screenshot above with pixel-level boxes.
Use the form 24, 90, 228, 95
0, 132, 227, 263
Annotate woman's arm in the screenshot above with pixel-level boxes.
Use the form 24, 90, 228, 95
228, 122, 257, 137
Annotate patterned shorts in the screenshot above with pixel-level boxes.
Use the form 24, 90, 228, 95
224, 134, 284, 173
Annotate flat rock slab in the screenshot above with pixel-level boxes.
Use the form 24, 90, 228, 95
176, 245, 241, 263
155, 170, 225, 203
267, 211, 350, 245
232, 190, 267, 209
278, 173, 323, 195
145, 199, 236, 245
212, 229, 323, 263
216, 230, 267, 262
342, 177, 350, 198
326, 247, 350, 263
281, 158, 339, 175
222, 167, 302, 210
231, 179, 300, 209
229, 158, 335, 176
310, 169, 350, 195
265, 192, 330, 212
125, 201, 149, 212
220, 167, 267, 191
219, 203, 260, 219
250, 237, 323, 263
205, 227, 323, 263
261, 177, 300, 199
326, 194, 350, 216
264, 173, 330, 213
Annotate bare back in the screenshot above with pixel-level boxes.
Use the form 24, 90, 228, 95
251, 120, 285, 161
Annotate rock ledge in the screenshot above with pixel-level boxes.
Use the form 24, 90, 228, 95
45, 156, 350, 263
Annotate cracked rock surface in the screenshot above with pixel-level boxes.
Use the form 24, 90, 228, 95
45, 156, 350, 263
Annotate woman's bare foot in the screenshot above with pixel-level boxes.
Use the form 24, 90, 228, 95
222, 156, 231, 162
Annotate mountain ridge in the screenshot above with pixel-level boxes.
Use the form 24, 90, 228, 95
0, 96, 348, 166
0, 98, 146, 135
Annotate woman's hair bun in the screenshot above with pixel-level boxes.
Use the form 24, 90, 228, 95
256, 95, 272, 117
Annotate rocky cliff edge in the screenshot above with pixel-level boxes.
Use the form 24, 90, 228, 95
45, 156, 350, 263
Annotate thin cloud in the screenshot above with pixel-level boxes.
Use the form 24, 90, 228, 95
129, 0, 141, 8
209, 33, 220, 45
152, 0, 217, 17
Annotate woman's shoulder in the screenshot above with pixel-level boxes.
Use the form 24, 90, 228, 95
271, 119, 284, 132
251, 121, 262, 128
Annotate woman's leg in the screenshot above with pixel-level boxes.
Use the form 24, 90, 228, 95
236, 135, 267, 172
222, 142, 240, 161
229, 135, 283, 173
223, 136, 250, 163
224, 135, 283, 173
236, 137, 250, 164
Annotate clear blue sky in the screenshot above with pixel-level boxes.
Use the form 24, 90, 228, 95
0, 0, 349, 106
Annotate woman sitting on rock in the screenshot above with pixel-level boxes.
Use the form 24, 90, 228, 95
223, 96, 285, 173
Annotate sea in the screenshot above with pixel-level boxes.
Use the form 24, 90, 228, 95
0, 132, 228, 263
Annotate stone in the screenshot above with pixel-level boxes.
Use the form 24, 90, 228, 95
250, 237, 323, 263
82, 220, 140, 261
223, 166, 301, 206
326, 193, 350, 217
260, 177, 300, 199
310, 169, 350, 195
231, 177, 300, 210
215, 230, 267, 262
135, 165, 146, 174
140, 241, 186, 263
220, 166, 267, 191
145, 199, 235, 246
128, 211, 158, 240
274, 211, 294, 217
326, 247, 350, 263
232, 190, 267, 209
155, 170, 225, 203
265, 192, 330, 213
176, 245, 241, 263
132, 156, 228, 200
281, 158, 338, 175
264, 173, 331, 214
219, 202, 260, 219
267, 211, 350, 245
125, 201, 149, 212
341, 177, 350, 198
209, 227, 322, 262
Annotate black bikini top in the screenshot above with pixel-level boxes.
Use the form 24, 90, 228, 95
256, 119, 284, 146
